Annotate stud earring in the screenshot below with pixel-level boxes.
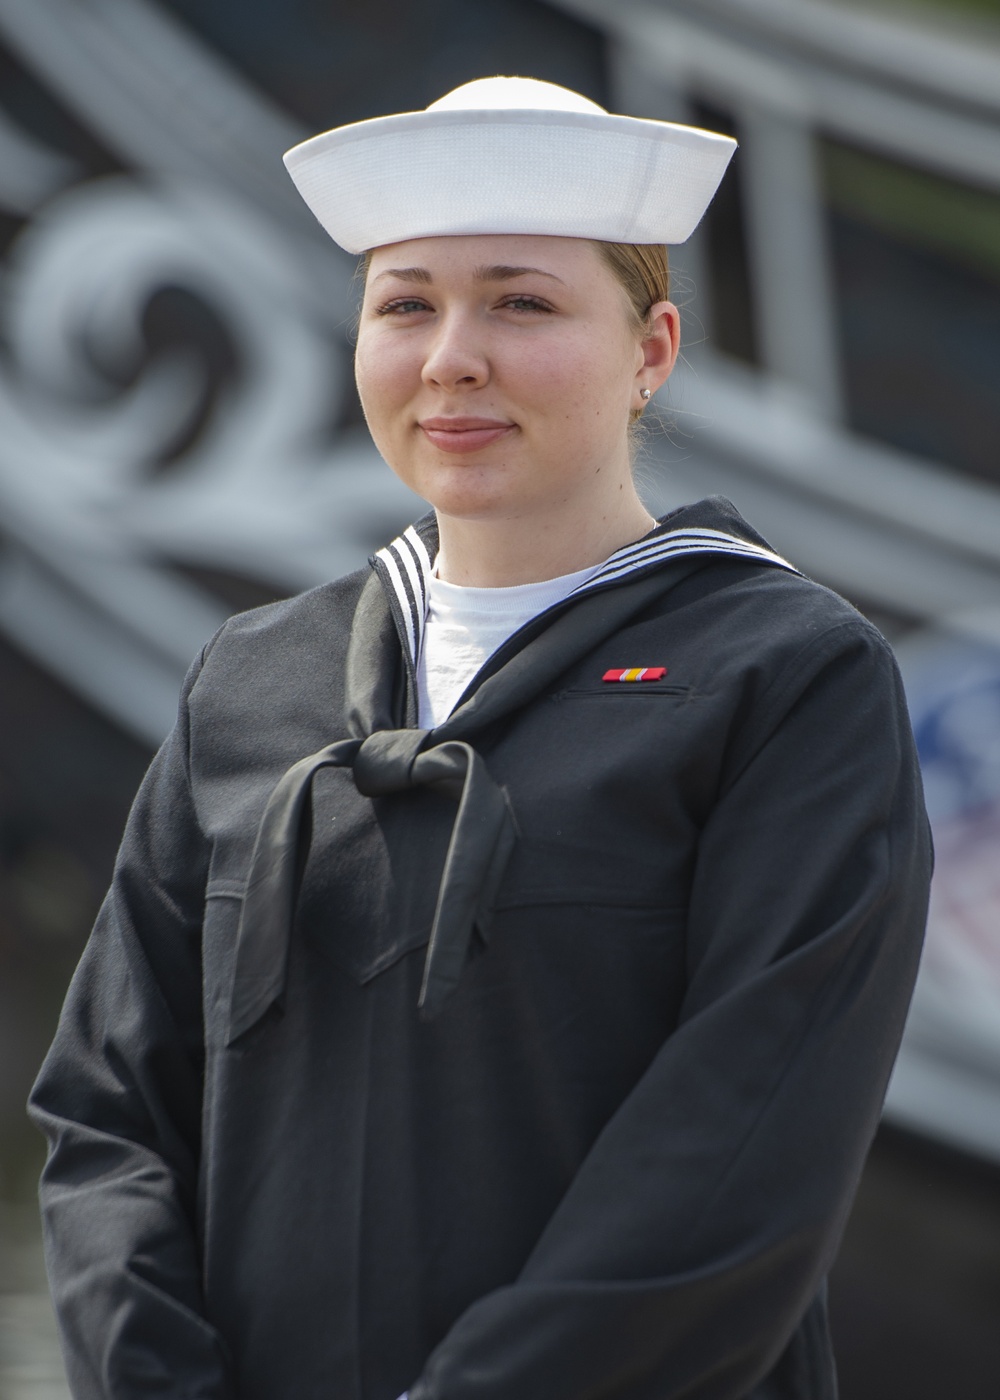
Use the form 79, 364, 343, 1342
640, 388, 651, 401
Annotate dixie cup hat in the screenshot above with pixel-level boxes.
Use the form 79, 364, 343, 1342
283, 75, 738, 254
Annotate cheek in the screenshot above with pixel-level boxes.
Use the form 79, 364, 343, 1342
507, 336, 611, 415
524, 334, 633, 429
354, 334, 413, 423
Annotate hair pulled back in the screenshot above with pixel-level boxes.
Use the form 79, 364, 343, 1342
594, 242, 671, 426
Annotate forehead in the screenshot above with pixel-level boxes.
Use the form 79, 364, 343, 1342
365, 232, 607, 283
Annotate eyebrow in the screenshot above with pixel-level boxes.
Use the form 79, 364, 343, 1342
372, 266, 433, 285
372, 264, 565, 285
474, 264, 566, 284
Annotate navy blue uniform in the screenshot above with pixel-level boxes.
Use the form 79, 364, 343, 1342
30, 499, 931, 1400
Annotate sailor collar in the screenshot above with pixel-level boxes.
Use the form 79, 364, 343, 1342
373, 502, 800, 671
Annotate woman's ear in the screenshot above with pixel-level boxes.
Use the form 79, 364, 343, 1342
640, 300, 681, 394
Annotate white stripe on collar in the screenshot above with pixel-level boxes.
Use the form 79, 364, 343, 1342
374, 522, 800, 668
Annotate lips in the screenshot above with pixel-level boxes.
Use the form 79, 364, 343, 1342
419, 416, 515, 454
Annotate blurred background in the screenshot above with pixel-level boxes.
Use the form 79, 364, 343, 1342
1, 0, 999, 1395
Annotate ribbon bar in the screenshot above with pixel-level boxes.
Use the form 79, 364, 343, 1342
602, 667, 667, 683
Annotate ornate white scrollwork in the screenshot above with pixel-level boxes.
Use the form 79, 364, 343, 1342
0, 2, 423, 744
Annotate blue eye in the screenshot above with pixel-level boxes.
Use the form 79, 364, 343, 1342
376, 298, 429, 316
502, 296, 551, 313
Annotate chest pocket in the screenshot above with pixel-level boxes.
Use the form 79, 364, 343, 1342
553, 682, 693, 701
294, 764, 456, 984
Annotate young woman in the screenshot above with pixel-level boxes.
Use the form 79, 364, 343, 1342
30, 78, 931, 1400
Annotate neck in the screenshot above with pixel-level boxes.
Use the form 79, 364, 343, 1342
434, 483, 656, 587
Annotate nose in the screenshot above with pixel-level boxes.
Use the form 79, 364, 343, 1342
420, 310, 489, 392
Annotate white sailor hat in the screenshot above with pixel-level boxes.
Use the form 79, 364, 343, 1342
283, 75, 737, 254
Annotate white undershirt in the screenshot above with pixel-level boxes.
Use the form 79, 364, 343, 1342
416, 560, 602, 728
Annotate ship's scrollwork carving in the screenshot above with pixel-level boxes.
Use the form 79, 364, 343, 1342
0, 0, 423, 743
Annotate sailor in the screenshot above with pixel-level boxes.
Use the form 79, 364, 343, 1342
30, 77, 931, 1400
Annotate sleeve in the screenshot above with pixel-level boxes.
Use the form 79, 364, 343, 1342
409, 620, 933, 1400
27, 646, 233, 1400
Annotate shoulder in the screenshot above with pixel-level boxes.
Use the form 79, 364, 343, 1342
681, 564, 907, 785
696, 561, 897, 713
194, 567, 369, 678
629, 518, 902, 769
698, 558, 887, 658
658, 496, 892, 673
723, 567, 897, 717
209, 566, 369, 654
182, 567, 371, 740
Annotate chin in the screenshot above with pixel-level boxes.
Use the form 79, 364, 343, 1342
409, 459, 525, 520
427, 490, 523, 523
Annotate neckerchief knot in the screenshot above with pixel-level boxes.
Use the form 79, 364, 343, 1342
226, 728, 515, 1043
353, 728, 430, 796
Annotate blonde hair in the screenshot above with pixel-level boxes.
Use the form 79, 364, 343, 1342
594, 242, 671, 425
595, 242, 671, 328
